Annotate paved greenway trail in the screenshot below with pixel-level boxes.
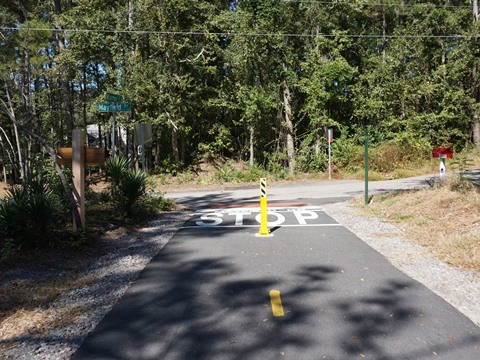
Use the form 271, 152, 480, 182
72, 176, 480, 360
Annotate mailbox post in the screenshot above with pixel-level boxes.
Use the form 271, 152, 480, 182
432, 147, 453, 178
72, 129, 85, 230
57, 136, 107, 231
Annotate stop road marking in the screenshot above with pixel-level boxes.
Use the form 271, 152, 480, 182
182, 206, 340, 228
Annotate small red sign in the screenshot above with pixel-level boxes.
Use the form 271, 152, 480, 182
327, 129, 333, 143
432, 147, 453, 159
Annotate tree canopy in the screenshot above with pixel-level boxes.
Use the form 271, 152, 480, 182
1, 0, 479, 179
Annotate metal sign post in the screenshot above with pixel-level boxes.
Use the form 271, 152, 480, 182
364, 126, 369, 206
432, 147, 453, 179
111, 111, 116, 158
327, 128, 333, 180
98, 94, 131, 159
134, 123, 153, 172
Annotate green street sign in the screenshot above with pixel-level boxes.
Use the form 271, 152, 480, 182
98, 102, 111, 112
111, 102, 131, 112
106, 93, 122, 103
98, 102, 131, 112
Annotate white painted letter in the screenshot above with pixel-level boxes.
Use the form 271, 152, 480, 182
255, 211, 285, 227
196, 213, 223, 226
293, 210, 319, 225
229, 212, 251, 226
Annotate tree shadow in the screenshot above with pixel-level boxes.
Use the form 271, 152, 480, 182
336, 280, 419, 359
69, 247, 342, 360
336, 279, 480, 359
172, 193, 259, 210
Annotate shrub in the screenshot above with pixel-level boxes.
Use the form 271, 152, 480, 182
214, 162, 267, 183
115, 171, 147, 217
104, 156, 156, 219
104, 155, 131, 187
0, 182, 63, 256
25, 193, 60, 240
369, 139, 430, 173
215, 163, 234, 182
447, 175, 475, 194
331, 137, 364, 173
240, 164, 266, 182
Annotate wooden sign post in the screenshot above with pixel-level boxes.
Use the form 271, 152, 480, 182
72, 129, 85, 231
57, 131, 107, 231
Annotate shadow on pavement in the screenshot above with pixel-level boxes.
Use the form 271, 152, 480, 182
71, 190, 480, 360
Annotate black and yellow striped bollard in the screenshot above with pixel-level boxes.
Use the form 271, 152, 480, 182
257, 178, 272, 237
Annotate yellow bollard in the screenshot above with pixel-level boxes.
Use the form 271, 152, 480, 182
258, 178, 271, 237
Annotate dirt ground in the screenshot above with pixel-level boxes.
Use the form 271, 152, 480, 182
0, 216, 129, 353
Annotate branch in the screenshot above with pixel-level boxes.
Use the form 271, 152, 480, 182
0, 126, 16, 158
13, 123, 83, 231
180, 47, 209, 63
165, 111, 178, 130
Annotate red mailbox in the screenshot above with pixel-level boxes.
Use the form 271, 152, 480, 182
432, 147, 453, 159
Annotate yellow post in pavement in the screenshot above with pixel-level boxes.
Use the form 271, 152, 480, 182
258, 178, 270, 236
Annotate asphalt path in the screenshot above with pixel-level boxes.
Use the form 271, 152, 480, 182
163, 174, 434, 209
73, 177, 480, 359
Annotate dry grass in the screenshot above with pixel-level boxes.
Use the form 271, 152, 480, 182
0, 227, 120, 354
359, 177, 480, 270
0, 271, 96, 352
0, 305, 88, 342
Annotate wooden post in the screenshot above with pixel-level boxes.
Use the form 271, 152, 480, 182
72, 129, 85, 230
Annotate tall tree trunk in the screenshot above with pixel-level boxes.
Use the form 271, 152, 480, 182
2, 83, 25, 183
53, 0, 74, 134
473, 0, 480, 146
82, 64, 88, 133
180, 135, 185, 164
282, 74, 295, 174
315, 130, 320, 156
382, 5, 387, 60
20, 48, 32, 184
172, 127, 179, 163
128, 0, 135, 32
0, 127, 16, 183
249, 126, 254, 167
155, 135, 161, 168
167, 112, 180, 163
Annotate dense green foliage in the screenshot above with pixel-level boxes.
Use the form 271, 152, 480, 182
1, 1, 479, 178
104, 154, 173, 218
0, 179, 68, 256
105, 155, 146, 217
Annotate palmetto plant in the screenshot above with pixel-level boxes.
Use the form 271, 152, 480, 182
0, 187, 29, 243
24, 192, 58, 242
116, 171, 147, 217
0, 182, 61, 254
104, 155, 131, 187
104, 156, 148, 218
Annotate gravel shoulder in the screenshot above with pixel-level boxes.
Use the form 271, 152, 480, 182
1, 201, 478, 359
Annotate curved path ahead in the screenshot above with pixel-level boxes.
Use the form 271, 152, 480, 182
72, 175, 480, 360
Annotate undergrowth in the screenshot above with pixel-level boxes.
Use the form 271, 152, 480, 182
361, 175, 480, 270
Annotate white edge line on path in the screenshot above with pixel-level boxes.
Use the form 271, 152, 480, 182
181, 224, 342, 229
